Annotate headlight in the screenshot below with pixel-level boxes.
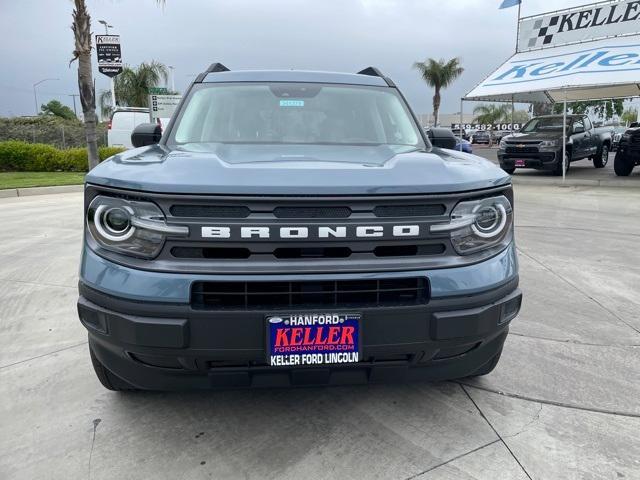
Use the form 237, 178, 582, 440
431, 195, 513, 255
539, 139, 559, 148
87, 195, 188, 259
499, 138, 507, 149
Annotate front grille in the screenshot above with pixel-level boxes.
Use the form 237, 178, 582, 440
506, 146, 539, 154
85, 185, 513, 274
373, 204, 445, 217
170, 205, 250, 218
171, 243, 447, 260
191, 277, 429, 310
274, 206, 351, 218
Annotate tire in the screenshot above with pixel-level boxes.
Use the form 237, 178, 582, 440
89, 344, 137, 391
593, 144, 609, 168
614, 150, 635, 176
553, 150, 571, 176
469, 349, 502, 377
501, 166, 516, 174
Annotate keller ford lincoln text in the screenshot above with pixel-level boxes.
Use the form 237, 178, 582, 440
77, 64, 522, 390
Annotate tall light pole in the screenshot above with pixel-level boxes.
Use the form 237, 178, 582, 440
68, 94, 80, 117
98, 20, 117, 111
169, 66, 175, 91
33, 78, 59, 116
98, 19, 113, 34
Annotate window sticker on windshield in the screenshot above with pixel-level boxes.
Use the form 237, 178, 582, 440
279, 99, 305, 107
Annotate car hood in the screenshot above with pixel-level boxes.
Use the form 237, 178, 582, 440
86, 143, 510, 195
505, 131, 563, 141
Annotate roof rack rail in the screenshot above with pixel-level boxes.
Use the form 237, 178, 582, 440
357, 67, 384, 77
356, 67, 395, 87
194, 63, 230, 83
206, 63, 230, 73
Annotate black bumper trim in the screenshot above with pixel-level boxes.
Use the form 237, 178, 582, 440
79, 277, 520, 389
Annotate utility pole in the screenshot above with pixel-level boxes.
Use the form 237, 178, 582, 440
98, 20, 116, 110
33, 78, 59, 116
169, 66, 175, 91
68, 94, 79, 117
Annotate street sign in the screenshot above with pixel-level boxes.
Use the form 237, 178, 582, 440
149, 94, 182, 122
96, 35, 122, 78
148, 87, 169, 95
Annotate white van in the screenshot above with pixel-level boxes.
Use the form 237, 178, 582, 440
107, 108, 151, 148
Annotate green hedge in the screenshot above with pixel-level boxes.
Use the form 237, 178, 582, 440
0, 141, 124, 172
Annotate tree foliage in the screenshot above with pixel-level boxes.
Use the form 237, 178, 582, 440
413, 57, 463, 126
621, 108, 638, 125
552, 99, 625, 120
472, 104, 511, 124
99, 61, 169, 117
41, 100, 76, 120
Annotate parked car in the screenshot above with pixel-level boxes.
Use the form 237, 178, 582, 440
611, 126, 629, 151
451, 127, 469, 141
498, 114, 613, 176
455, 137, 473, 153
107, 108, 151, 149
79, 64, 521, 391
614, 126, 640, 176
472, 130, 493, 145
493, 130, 510, 144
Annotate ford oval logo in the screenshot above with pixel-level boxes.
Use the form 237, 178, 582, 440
268, 317, 283, 324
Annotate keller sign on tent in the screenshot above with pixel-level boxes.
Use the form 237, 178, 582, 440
518, 0, 640, 51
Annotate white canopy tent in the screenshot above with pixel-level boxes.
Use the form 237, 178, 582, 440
462, 34, 640, 180
466, 35, 640, 103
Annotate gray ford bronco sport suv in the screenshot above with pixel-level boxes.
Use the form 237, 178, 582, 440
78, 64, 522, 390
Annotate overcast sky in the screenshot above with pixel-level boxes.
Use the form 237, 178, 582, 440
0, 0, 595, 117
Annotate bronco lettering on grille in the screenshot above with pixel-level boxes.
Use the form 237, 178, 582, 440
200, 225, 422, 239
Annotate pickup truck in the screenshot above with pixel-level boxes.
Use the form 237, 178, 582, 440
498, 114, 612, 176
614, 124, 640, 176
78, 64, 521, 391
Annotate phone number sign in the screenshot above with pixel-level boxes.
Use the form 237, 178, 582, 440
452, 123, 521, 131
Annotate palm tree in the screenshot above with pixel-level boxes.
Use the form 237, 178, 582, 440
472, 104, 512, 125
413, 58, 464, 127
99, 61, 169, 117
70, 0, 99, 169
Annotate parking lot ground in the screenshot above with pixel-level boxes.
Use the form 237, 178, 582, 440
473, 146, 640, 186
1, 186, 640, 480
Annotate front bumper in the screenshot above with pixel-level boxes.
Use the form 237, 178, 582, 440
498, 148, 560, 171
78, 245, 521, 389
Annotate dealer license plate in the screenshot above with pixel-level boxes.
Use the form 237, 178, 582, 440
267, 313, 360, 367
515, 159, 526, 167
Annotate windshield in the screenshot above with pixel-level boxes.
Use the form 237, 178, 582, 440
521, 117, 570, 133
169, 83, 425, 151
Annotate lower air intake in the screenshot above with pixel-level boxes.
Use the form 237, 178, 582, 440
191, 278, 429, 310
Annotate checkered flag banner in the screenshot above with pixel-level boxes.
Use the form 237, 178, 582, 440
519, 15, 560, 50
517, 0, 640, 52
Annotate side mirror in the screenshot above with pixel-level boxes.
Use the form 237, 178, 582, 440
131, 123, 162, 148
426, 127, 457, 150
573, 125, 585, 134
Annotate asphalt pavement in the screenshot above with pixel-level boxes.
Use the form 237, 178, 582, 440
1, 185, 639, 480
